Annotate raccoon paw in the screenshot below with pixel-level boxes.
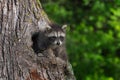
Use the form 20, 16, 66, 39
37, 53, 44, 57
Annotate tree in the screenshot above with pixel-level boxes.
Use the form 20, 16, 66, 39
0, 0, 75, 80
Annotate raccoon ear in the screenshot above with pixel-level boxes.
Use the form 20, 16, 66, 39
62, 24, 67, 30
46, 25, 51, 31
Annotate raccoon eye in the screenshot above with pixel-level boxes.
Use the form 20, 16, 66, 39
60, 36, 64, 41
49, 36, 56, 41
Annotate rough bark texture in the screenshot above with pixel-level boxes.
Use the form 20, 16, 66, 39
0, 0, 76, 80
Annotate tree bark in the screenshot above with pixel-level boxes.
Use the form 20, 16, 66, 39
0, 0, 76, 80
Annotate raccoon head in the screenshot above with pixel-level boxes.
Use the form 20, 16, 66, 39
45, 24, 67, 46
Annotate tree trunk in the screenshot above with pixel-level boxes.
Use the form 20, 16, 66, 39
0, 0, 76, 80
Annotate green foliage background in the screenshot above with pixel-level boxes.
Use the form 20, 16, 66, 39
41, 0, 120, 80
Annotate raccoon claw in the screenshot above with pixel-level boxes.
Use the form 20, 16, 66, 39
37, 53, 44, 57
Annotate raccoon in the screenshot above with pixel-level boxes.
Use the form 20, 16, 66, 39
32, 23, 68, 61
32, 23, 76, 79
45, 23, 68, 61
44, 24, 67, 48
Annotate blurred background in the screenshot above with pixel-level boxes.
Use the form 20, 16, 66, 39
40, 0, 120, 80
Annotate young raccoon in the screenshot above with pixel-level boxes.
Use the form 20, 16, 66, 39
32, 24, 76, 79
45, 23, 68, 61
44, 24, 67, 48
32, 23, 68, 61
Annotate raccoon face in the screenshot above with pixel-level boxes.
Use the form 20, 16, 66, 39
45, 24, 67, 46
47, 31, 65, 45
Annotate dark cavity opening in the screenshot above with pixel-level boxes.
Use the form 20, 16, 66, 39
31, 32, 49, 54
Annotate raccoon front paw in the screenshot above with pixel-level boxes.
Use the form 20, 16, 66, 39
37, 53, 44, 57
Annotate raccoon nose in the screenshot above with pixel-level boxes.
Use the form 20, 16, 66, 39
57, 42, 60, 45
